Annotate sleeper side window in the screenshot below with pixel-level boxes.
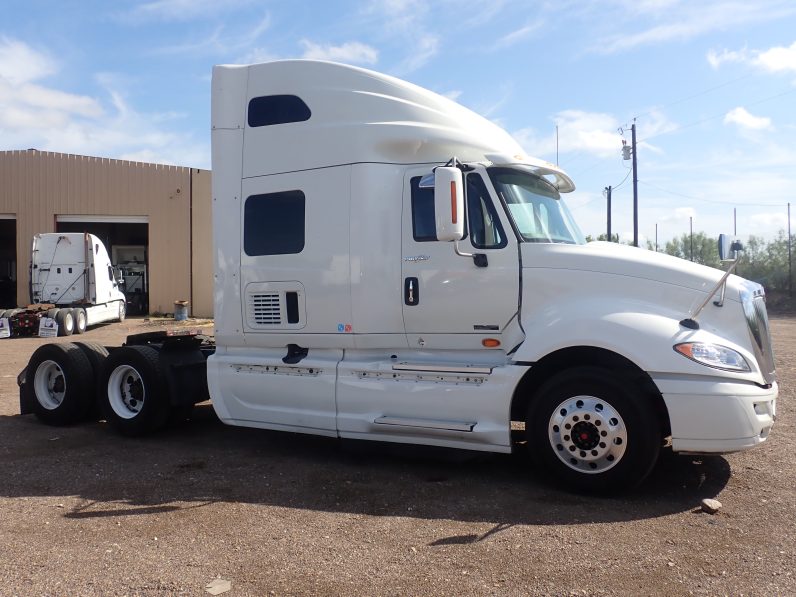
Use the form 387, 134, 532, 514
248, 95, 311, 127
244, 190, 305, 256
410, 176, 437, 242
466, 174, 506, 249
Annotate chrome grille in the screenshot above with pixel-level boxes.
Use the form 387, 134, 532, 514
741, 286, 776, 384
249, 292, 281, 325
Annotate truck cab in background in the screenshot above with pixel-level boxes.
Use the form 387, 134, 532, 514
207, 60, 776, 491
29, 232, 127, 334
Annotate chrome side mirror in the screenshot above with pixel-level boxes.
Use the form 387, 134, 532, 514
718, 234, 744, 262
433, 166, 464, 242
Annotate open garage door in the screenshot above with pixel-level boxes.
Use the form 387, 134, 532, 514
0, 216, 16, 308
56, 216, 149, 315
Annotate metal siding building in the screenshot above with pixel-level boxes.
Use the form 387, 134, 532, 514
0, 150, 213, 317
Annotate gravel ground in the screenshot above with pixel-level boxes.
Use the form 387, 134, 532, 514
0, 317, 793, 596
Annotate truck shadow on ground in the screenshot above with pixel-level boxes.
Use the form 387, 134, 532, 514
0, 404, 731, 527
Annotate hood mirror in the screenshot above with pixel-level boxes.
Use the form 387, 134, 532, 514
718, 234, 744, 262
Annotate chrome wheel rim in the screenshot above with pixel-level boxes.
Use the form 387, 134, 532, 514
77, 310, 86, 331
33, 360, 66, 410
548, 395, 627, 474
108, 365, 144, 419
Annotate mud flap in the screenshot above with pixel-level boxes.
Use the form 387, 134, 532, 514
18, 368, 35, 415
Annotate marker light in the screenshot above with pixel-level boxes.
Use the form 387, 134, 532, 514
674, 342, 750, 372
450, 181, 458, 224
482, 338, 501, 348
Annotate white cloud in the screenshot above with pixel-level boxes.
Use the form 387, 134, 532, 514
300, 41, 378, 65
706, 47, 748, 69
749, 212, 788, 229
0, 37, 207, 168
442, 89, 462, 101
123, 0, 253, 22
594, 2, 796, 54
708, 40, 796, 74
755, 41, 796, 73
0, 36, 56, 85
365, 0, 438, 72
724, 106, 772, 130
156, 13, 271, 56
397, 33, 438, 73
514, 110, 622, 159
492, 20, 544, 50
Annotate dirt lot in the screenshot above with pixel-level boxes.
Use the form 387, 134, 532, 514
0, 317, 793, 596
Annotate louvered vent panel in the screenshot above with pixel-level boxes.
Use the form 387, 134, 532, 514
250, 292, 282, 325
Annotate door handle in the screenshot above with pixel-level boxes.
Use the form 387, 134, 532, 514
404, 277, 419, 306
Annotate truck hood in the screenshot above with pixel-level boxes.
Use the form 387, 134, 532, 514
522, 241, 729, 297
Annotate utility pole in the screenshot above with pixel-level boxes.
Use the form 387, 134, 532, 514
556, 125, 559, 166
789, 202, 792, 298
605, 186, 612, 241
690, 216, 694, 261
733, 207, 737, 236
655, 223, 658, 252
631, 122, 639, 247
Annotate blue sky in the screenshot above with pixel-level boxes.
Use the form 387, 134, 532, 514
2, 0, 796, 244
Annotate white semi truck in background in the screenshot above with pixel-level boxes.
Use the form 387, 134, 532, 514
18, 60, 777, 492
2, 233, 126, 337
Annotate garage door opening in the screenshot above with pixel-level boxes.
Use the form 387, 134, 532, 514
0, 217, 16, 308
56, 217, 149, 315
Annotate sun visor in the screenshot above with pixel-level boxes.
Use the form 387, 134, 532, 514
484, 152, 576, 193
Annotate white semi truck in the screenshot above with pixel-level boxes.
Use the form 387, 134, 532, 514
18, 60, 777, 491
2, 233, 126, 337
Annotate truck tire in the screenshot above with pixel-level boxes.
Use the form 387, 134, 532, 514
74, 308, 87, 334
55, 309, 75, 336
26, 343, 94, 425
74, 341, 110, 420
74, 341, 109, 375
525, 366, 661, 493
117, 301, 126, 323
99, 345, 170, 436
46, 308, 60, 320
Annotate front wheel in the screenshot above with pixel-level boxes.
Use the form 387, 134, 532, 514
526, 366, 661, 493
117, 300, 126, 323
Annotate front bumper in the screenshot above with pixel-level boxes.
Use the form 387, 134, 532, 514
653, 376, 777, 454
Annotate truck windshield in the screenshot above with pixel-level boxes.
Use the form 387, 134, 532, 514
488, 167, 585, 244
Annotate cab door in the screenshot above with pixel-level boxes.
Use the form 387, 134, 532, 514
400, 166, 520, 350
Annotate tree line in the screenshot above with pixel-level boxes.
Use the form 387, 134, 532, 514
586, 231, 793, 310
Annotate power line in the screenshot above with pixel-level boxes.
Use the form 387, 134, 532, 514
624, 72, 756, 126
639, 86, 796, 144
638, 179, 786, 207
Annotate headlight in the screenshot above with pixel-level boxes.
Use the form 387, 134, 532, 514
674, 342, 751, 372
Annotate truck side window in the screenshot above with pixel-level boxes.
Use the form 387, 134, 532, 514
410, 176, 437, 242
244, 190, 305, 256
466, 174, 506, 249
248, 95, 311, 127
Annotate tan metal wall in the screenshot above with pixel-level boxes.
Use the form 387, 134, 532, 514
190, 169, 214, 318
0, 150, 213, 316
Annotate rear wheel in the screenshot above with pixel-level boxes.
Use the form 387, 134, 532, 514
55, 309, 75, 336
26, 343, 94, 425
73, 341, 109, 420
99, 345, 170, 436
526, 366, 661, 493
74, 308, 87, 334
